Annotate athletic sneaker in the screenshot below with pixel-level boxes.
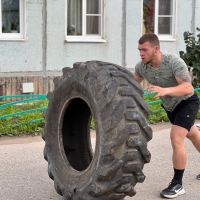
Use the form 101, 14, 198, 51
197, 174, 200, 180
160, 179, 185, 199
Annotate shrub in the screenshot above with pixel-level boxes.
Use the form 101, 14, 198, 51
179, 27, 200, 88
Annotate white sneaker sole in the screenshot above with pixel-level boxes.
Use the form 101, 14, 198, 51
162, 189, 185, 199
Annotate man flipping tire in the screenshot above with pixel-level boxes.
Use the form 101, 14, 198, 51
133, 33, 200, 199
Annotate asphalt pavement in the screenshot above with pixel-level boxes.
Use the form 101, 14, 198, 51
0, 122, 200, 200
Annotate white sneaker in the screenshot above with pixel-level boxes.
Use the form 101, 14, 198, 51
160, 179, 185, 199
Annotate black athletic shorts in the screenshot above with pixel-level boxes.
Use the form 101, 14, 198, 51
161, 92, 199, 131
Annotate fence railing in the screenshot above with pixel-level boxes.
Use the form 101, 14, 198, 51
0, 89, 200, 129
0, 95, 46, 129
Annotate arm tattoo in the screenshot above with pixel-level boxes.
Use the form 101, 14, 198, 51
176, 73, 191, 83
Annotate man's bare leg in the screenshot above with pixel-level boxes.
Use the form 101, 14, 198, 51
160, 125, 188, 198
170, 125, 188, 169
186, 124, 200, 152
186, 124, 200, 180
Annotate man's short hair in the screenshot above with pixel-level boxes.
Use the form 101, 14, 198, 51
139, 33, 160, 48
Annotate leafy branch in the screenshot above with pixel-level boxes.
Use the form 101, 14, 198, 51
179, 27, 200, 88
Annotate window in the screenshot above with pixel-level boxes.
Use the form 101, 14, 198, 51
143, 0, 176, 41
66, 0, 106, 42
0, 0, 25, 40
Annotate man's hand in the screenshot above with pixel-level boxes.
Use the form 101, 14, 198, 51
147, 84, 167, 98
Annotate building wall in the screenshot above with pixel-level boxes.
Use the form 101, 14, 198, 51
174, 0, 194, 54
45, 0, 143, 71
46, 0, 125, 71
0, 0, 199, 75
125, 0, 142, 70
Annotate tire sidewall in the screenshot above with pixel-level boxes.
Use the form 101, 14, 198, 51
45, 77, 101, 193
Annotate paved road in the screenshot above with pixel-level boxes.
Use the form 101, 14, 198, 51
0, 123, 200, 200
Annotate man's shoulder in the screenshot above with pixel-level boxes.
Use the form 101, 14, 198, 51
162, 53, 185, 66
162, 53, 183, 62
162, 53, 187, 75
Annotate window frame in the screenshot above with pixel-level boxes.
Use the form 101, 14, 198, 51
0, 0, 26, 41
154, 0, 177, 41
66, 0, 106, 43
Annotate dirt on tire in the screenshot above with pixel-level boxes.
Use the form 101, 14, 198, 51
42, 61, 153, 200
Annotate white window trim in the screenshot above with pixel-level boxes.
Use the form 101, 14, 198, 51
154, 0, 177, 41
65, 0, 106, 43
0, 0, 26, 41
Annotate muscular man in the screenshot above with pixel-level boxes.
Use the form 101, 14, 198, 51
133, 33, 200, 199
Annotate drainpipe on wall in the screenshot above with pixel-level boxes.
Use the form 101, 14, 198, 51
121, 0, 126, 68
191, 0, 196, 35
42, 0, 47, 75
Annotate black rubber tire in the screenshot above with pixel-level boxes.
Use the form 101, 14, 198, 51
42, 61, 153, 200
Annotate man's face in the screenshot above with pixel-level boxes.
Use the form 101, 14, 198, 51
138, 42, 156, 64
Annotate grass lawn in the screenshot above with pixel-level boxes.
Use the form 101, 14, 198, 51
0, 99, 48, 137
0, 91, 200, 137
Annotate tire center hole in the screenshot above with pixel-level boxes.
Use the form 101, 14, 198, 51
62, 98, 96, 172
90, 117, 96, 153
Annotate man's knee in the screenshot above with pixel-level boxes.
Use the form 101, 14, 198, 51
186, 124, 200, 141
170, 126, 188, 150
170, 135, 183, 150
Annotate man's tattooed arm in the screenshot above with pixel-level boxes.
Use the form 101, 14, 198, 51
176, 73, 192, 84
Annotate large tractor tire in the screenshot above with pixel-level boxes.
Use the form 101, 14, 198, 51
42, 61, 152, 200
